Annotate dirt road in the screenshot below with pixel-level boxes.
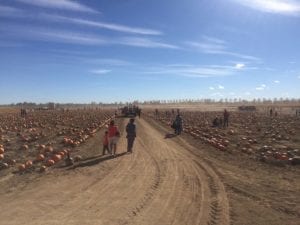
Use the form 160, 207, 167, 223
0, 117, 299, 225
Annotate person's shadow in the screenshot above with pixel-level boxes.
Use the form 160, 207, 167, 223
66, 152, 128, 170
164, 133, 177, 139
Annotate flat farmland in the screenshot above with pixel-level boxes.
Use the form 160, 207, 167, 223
0, 107, 299, 225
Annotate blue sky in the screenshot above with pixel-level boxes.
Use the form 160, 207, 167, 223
0, 0, 299, 104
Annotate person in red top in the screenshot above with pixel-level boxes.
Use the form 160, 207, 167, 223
108, 120, 120, 156
102, 131, 109, 155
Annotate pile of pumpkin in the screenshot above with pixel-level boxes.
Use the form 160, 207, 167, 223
0, 109, 115, 174
17, 145, 82, 173
146, 109, 300, 165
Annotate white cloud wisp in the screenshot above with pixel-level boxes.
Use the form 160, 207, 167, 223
15, 0, 98, 13
185, 36, 261, 62
40, 14, 162, 35
233, 0, 300, 16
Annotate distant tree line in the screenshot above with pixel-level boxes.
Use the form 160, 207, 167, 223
1, 98, 300, 108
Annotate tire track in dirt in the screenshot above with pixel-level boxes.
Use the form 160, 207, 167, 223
120, 138, 163, 225
141, 116, 231, 225
126, 118, 230, 225
200, 156, 300, 219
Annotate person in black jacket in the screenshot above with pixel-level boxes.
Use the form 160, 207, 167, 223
126, 118, 136, 153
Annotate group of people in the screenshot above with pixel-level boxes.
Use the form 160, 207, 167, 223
102, 118, 137, 156
212, 109, 230, 128
269, 108, 278, 117
171, 109, 230, 135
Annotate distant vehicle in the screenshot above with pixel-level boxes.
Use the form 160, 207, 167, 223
119, 104, 140, 117
238, 106, 256, 112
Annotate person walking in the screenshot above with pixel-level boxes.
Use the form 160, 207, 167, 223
102, 131, 109, 155
174, 114, 183, 135
126, 118, 136, 153
270, 108, 273, 117
108, 120, 120, 156
223, 109, 230, 128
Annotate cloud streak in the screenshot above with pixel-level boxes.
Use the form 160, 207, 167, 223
87, 58, 133, 66
0, 5, 23, 15
256, 84, 267, 91
232, 0, 300, 16
15, 0, 98, 13
1, 25, 177, 49
90, 69, 111, 74
22, 29, 108, 45
117, 37, 179, 49
40, 14, 162, 35
185, 36, 261, 62
142, 64, 245, 78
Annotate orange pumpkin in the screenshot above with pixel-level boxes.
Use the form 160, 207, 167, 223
58, 151, 65, 157
52, 154, 62, 162
2, 163, 9, 169
39, 165, 47, 172
25, 160, 33, 168
18, 164, 26, 171
36, 154, 45, 161
38, 144, 46, 151
0, 154, 4, 160
45, 146, 53, 153
21, 144, 29, 151
45, 159, 55, 167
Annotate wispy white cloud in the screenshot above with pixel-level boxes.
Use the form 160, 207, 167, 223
21, 29, 108, 45
142, 64, 241, 77
298, 75, 300, 79
40, 14, 162, 35
274, 80, 280, 83
202, 36, 226, 44
87, 58, 132, 66
256, 84, 267, 91
185, 36, 261, 62
235, 63, 245, 69
232, 0, 300, 16
0, 5, 23, 15
117, 37, 179, 49
90, 69, 111, 74
15, 0, 98, 13
185, 40, 226, 54
244, 92, 252, 96
210, 92, 224, 97
209, 85, 225, 90
1, 25, 176, 49
0, 12, 163, 36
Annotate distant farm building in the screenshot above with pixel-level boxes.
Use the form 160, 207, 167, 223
48, 103, 56, 110
238, 106, 256, 112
